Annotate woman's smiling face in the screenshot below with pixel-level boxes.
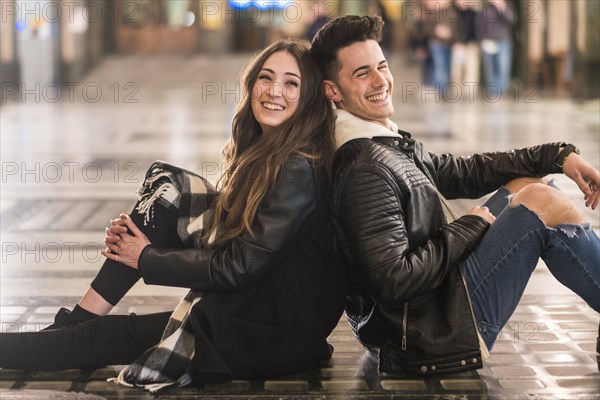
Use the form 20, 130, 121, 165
251, 51, 301, 135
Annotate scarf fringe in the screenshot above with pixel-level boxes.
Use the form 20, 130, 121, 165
136, 181, 177, 226
108, 369, 187, 393
108, 369, 194, 393
107, 369, 135, 388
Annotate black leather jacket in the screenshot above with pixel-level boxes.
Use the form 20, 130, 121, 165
331, 132, 565, 375
135, 156, 347, 380
138, 157, 329, 293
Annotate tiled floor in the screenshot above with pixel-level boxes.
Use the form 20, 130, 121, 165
0, 295, 598, 399
1, 54, 599, 399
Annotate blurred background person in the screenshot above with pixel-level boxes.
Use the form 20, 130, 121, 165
420, 0, 460, 96
408, 2, 433, 86
306, 1, 331, 42
368, 1, 395, 61
476, 0, 516, 95
451, 0, 481, 98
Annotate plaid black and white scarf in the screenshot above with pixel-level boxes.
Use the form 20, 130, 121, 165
135, 161, 218, 248
108, 161, 218, 392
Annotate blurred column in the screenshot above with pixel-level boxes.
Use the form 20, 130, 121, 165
15, 0, 59, 86
571, 0, 599, 99
520, 0, 572, 96
521, 0, 544, 86
59, 0, 90, 81
547, 0, 569, 96
0, 0, 21, 87
87, 0, 115, 66
198, 0, 231, 53
228, 1, 279, 51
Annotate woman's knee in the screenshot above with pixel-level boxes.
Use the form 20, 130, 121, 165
510, 183, 584, 227
129, 202, 182, 247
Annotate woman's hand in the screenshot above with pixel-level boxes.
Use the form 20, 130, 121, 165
101, 213, 151, 270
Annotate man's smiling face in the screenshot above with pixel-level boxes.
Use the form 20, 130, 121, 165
326, 39, 394, 129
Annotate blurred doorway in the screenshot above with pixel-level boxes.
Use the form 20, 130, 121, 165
115, 0, 200, 54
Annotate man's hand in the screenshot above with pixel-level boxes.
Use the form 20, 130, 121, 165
466, 206, 496, 224
563, 153, 600, 210
101, 214, 151, 269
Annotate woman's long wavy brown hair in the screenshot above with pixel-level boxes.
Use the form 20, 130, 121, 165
206, 40, 335, 246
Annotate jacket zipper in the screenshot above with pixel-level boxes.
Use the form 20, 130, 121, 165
460, 270, 480, 345
402, 302, 408, 351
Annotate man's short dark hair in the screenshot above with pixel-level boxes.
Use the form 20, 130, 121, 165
311, 15, 384, 81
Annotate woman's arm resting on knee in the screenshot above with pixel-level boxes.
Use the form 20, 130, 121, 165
135, 158, 317, 292
101, 215, 151, 269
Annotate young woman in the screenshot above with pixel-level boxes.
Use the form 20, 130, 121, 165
0, 40, 347, 388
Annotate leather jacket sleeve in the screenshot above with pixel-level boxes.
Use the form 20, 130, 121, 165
138, 157, 317, 292
334, 163, 490, 308
427, 142, 566, 199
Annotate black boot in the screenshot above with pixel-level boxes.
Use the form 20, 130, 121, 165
42, 308, 73, 330
42, 305, 97, 330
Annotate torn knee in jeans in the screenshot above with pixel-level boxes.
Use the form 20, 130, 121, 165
508, 184, 585, 227
506, 202, 592, 239
552, 223, 593, 239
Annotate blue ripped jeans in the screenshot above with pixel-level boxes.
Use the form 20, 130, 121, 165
459, 187, 600, 350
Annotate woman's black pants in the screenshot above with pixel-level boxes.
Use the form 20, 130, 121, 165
0, 202, 183, 370
91, 202, 185, 306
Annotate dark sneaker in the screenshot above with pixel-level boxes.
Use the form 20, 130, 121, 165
42, 307, 75, 330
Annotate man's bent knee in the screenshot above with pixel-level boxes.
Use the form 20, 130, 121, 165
510, 183, 584, 227
504, 177, 549, 194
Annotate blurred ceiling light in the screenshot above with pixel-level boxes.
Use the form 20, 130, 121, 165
15, 21, 27, 32
227, 0, 293, 10
183, 11, 196, 27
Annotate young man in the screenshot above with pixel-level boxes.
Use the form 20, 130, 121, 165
311, 15, 600, 375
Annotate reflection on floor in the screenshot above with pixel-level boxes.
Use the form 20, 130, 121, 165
0, 295, 598, 399
1, 54, 599, 399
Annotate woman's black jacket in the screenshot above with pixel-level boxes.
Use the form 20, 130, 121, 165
135, 156, 347, 381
